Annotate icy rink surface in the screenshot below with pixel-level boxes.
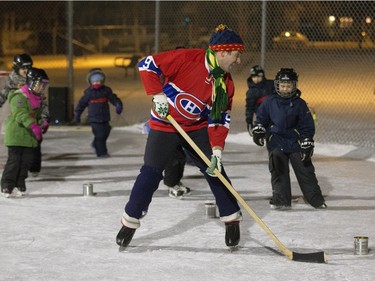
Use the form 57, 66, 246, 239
0, 125, 374, 281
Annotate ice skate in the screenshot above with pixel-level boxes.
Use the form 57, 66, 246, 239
269, 199, 291, 211
270, 204, 291, 211
13, 187, 26, 197
98, 153, 110, 158
225, 221, 240, 250
1, 188, 13, 198
168, 182, 191, 199
315, 203, 327, 209
116, 225, 136, 250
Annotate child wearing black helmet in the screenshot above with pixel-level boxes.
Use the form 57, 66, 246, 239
252, 68, 326, 210
1, 68, 50, 197
0, 54, 50, 178
74, 68, 123, 157
0, 54, 33, 107
245, 65, 274, 136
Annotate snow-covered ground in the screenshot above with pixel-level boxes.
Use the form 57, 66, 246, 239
0, 125, 374, 281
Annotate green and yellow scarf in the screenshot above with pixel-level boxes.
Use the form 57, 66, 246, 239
206, 48, 228, 122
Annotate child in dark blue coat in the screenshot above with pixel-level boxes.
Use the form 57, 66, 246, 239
245, 65, 274, 136
74, 68, 123, 157
252, 68, 326, 210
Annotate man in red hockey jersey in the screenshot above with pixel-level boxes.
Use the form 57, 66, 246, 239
116, 24, 245, 249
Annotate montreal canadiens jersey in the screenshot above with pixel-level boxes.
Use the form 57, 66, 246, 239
138, 48, 235, 148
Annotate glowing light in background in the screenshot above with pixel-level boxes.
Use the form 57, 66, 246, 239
328, 15, 336, 23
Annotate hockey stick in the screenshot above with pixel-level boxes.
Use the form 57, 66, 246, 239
167, 114, 326, 263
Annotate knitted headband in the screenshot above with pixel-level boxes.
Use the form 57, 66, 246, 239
90, 74, 104, 83
209, 24, 245, 52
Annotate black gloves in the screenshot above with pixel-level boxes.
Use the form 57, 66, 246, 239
247, 123, 254, 137
252, 124, 266, 146
300, 138, 314, 162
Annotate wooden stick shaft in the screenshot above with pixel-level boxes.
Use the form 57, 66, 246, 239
167, 114, 293, 259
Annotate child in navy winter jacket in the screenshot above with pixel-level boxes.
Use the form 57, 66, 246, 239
252, 68, 326, 210
74, 68, 123, 157
245, 65, 274, 136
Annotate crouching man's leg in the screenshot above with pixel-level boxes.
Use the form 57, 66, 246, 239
116, 165, 163, 248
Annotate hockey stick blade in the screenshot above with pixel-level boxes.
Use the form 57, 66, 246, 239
292, 251, 327, 263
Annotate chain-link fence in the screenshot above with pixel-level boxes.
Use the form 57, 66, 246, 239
0, 1, 374, 147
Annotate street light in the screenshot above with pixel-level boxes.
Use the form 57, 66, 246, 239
328, 15, 336, 25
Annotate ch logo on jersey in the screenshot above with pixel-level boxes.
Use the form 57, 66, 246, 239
174, 93, 206, 120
